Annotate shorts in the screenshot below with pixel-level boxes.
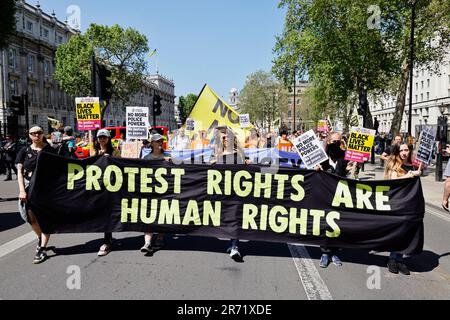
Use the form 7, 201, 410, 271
18, 200, 30, 224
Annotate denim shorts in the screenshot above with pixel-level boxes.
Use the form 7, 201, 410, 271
18, 200, 30, 223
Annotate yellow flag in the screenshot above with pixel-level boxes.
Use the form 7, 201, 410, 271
186, 84, 251, 142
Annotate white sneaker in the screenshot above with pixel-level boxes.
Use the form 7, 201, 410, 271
229, 246, 241, 260
97, 244, 111, 256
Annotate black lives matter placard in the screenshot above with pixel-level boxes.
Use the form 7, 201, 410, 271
29, 152, 424, 254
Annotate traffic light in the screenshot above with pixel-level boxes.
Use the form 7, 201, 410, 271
153, 94, 162, 116
10, 95, 24, 115
358, 90, 368, 117
98, 64, 113, 101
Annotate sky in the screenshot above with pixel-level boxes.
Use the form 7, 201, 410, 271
37, 0, 287, 102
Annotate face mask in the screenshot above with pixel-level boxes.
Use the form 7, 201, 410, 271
327, 142, 344, 159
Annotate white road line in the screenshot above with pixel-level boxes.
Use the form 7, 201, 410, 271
426, 206, 450, 222
0, 232, 36, 259
288, 244, 333, 300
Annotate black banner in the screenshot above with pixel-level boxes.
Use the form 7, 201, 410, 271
29, 152, 425, 254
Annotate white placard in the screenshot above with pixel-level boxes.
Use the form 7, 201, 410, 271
239, 114, 251, 128
126, 107, 149, 140
186, 118, 195, 131
291, 130, 329, 169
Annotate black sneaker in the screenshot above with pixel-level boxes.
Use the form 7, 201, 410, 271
33, 249, 47, 264
153, 238, 165, 250
397, 262, 410, 275
387, 258, 399, 274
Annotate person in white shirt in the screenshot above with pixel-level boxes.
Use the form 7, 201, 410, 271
170, 128, 191, 150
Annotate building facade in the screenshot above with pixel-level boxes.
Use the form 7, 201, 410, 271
371, 52, 450, 138
102, 73, 177, 131
283, 80, 310, 132
0, 0, 78, 137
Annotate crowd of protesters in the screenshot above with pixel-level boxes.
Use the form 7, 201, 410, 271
6, 123, 427, 275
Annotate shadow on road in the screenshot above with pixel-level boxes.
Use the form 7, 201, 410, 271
0, 212, 24, 232
48, 234, 448, 273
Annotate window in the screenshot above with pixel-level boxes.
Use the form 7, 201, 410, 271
422, 70, 424, 77
10, 80, 18, 95
421, 93, 423, 101
8, 48, 17, 69
32, 115, 38, 125
62, 117, 67, 126
26, 21, 33, 32
45, 87, 51, 104
415, 83, 418, 90
421, 81, 424, 89
427, 79, 430, 88
28, 55, 35, 73
415, 95, 417, 102
57, 36, 63, 44
427, 92, 430, 100
43, 28, 49, 38
288, 110, 292, 118
30, 84, 37, 103
44, 60, 50, 76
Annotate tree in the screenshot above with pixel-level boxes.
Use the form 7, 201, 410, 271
273, 0, 450, 135
238, 70, 288, 130
178, 93, 198, 124
55, 24, 149, 119
0, 0, 16, 49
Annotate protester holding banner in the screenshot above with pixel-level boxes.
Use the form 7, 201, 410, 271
141, 133, 168, 253
384, 143, 422, 275
94, 129, 121, 257
316, 132, 355, 268
211, 126, 250, 261
276, 130, 293, 152
16, 126, 56, 264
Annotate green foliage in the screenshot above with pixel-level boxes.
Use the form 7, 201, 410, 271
179, 93, 198, 123
273, 0, 450, 133
0, 0, 16, 49
55, 23, 149, 116
239, 70, 288, 129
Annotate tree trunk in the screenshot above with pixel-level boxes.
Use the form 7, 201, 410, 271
390, 60, 410, 135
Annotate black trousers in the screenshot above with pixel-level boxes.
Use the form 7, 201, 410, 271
4, 160, 17, 178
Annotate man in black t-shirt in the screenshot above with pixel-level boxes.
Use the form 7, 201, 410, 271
380, 134, 403, 163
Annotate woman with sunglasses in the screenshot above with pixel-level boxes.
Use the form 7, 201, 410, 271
94, 129, 121, 257
16, 126, 55, 264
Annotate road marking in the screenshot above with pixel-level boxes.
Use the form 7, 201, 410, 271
0, 232, 36, 259
426, 206, 450, 222
288, 244, 333, 300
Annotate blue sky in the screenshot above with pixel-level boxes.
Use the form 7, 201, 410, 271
37, 0, 287, 102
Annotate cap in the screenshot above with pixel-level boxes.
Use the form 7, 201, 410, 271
29, 126, 43, 134
151, 133, 164, 142
97, 129, 110, 138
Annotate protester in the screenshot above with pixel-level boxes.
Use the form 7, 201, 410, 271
94, 129, 121, 257
16, 126, 55, 264
170, 128, 191, 150
380, 134, 403, 162
2, 135, 17, 181
316, 132, 355, 268
62, 126, 77, 158
384, 143, 422, 275
141, 133, 169, 254
276, 130, 293, 152
245, 128, 259, 149
442, 145, 450, 212
191, 130, 210, 150
211, 126, 251, 261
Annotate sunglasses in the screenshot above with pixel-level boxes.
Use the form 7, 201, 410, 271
29, 131, 43, 136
